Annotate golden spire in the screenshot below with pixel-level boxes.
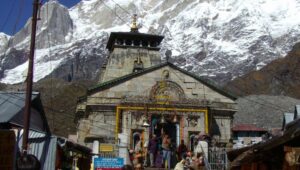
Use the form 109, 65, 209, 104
130, 14, 139, 32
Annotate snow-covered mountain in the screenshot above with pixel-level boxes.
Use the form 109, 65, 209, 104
0, 0, 300, 84
0, 33, 10, 52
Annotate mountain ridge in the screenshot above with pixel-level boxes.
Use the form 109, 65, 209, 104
1, 0, 300, 84
225, 42, 300, 99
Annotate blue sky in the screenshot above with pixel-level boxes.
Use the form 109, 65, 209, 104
0, 0, 80, 35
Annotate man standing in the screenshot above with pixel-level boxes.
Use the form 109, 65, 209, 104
148, 134, 157, 167
177, 139, 188, 161
162, 134, 171, 169
143, 138, 149, 167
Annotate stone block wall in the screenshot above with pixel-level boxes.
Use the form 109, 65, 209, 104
77, 111, 116, 145
76, 65, 236, 147
102, 48, 161, 82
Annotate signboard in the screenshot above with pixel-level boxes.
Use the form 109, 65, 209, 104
94, 157, 124, 170
99, 144, 114, 152
0, 130, 16, 170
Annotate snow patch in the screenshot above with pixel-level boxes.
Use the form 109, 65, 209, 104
0, 48, 64, 84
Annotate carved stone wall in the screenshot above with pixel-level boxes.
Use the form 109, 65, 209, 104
183, 113, 206, 145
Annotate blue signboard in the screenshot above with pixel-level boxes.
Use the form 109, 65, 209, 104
94, 157, 124, 170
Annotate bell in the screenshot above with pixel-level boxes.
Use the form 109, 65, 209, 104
160, 115, 166, 124
173, 115, 178, 123
142, 119, 150, 127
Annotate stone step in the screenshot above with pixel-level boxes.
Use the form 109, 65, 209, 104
144, 168, 173, 170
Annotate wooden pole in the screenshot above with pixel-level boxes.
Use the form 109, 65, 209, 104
17, 1, 41, 169
22, 0, 40, 156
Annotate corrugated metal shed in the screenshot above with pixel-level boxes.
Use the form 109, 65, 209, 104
17, 130, 57, 170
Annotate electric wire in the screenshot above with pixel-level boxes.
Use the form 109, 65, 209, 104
47, 3, 300, 138
4, 0, 297, 136
44, 87, 294, 124
224, 71, 295, 113
226, 52, 300, 111
110, 0, 131, 15
0, 95, 23, 108
97, 0, 131, 28
12, 0, 25, 35
97, 0, 156, 32
42, 101, 159, 138
2, 0, 25, 56
169, 65, 288, 113
0, 0, 17, 31
197, 3, 292, 113
6, 69, 294, 130
108, 0, 154, 32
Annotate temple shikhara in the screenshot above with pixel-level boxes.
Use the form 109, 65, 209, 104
75, 15, 237, 159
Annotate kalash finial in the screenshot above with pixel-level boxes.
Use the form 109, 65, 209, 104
130, 14, 139, 32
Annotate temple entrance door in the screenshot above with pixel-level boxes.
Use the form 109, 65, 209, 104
151, 115, 179, 148
151, 114, 181, 168
162, 123, 177, 148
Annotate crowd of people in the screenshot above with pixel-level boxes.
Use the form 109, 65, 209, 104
129, 133, 206, 170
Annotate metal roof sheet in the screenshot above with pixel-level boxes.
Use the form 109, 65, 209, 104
17, 130, 57, 170
0, 92, 38, 123
0, 91, 50, 132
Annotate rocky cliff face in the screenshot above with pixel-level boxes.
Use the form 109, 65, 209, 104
234, 95, 300, 130
225, 42, 300, 99
8, 1, 73, 50
0, 0, 300, 84
0, 33, 9, 52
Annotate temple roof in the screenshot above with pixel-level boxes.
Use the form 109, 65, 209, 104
106, 32, 164, 52
86, 62, 237, 100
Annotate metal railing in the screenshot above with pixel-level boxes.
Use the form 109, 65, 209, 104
208, 147, 229, 170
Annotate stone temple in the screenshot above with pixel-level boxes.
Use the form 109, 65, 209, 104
75, 16, 237, 156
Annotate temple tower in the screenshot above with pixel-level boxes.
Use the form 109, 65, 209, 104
100, 15, 164, 82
